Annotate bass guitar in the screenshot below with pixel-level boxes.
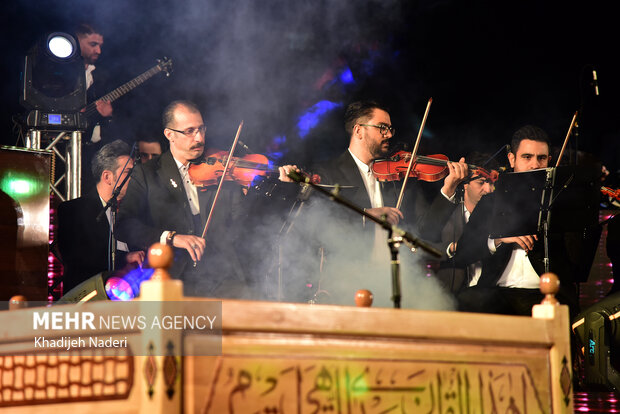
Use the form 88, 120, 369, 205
83, 57, 173, 120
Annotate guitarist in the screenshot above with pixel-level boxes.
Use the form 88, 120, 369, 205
76, 22, 115, 189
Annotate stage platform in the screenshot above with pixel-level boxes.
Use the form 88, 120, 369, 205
0, 253, 574, 414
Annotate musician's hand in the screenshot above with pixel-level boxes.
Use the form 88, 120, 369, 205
96, 99, 113, 117
279, 165, 299, 182
441, 157, 469, 198
126, 251, 145, 267
365, 207, 404, 225
602, 165, 610, 181
448, 241, 457, 255
173, 234, 206, 262
494, 234, 538, 253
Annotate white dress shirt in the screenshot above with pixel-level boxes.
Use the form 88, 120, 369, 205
99, 196, 128, 252
445, 205, 483, 286
349, 150, 386, 258
160, 157, 200, 244
487, 238, 540, 288
85, 64, 102, 143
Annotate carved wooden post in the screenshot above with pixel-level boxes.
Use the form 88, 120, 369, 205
8, 295, 28, 310
139, 243, 183, 414
532, 272, 574, 413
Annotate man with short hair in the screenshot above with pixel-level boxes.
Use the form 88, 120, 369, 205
137, 138, 163, 163
431, 152, 497, 293
57, 140, 144, 295
75, 22, 116, 190
314, 100, 469, 231
454, 125, 583, 315
287, 100, 470, 306
116, 100, 248, 297
75, 22, 113, 129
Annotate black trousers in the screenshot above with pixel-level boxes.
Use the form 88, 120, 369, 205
457, 285, 580, 318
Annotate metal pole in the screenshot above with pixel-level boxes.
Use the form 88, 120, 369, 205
388, 230, 402, 309
26, 129, 41, 149
66, 130, 82, 200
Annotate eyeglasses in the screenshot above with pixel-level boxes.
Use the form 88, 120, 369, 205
167, 124, 206, 137
359, 123, 396, 136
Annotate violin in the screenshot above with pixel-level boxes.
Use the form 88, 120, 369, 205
601, 186, 620, 202
188, 149, 272, 187
371, 151, 499, 183
188, 148, 320, 188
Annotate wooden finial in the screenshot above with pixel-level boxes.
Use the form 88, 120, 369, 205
355, 289, 373, 307
539, 272, 560, 305
9, 295, 28, 310
148, 243, 174, 281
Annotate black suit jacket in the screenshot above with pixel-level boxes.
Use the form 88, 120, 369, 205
313, 150, 458, 239
82, 66, 117, 189
57, 188, 127, 293
284, 150, 458, 305
116, 151, 247, 288
453, 192, 590, 306
428, 200, 469, 293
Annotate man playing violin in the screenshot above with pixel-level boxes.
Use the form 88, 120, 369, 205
313, 100, 470, 237
282, 100, 471, 306
116, 100, 250, 297
453, 125, 584, 316
429, 152, 497, 293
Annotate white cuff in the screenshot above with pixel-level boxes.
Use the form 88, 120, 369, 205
440, 188, 456, 203
160, 231, 170, 245
446, 243, 455, 258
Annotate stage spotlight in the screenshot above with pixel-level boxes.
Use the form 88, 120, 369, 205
106, 267, 155, 301
572, 292, 620, 393
47, 34, 76, 59
20, 31, 86, 114
56, 267, 155, 304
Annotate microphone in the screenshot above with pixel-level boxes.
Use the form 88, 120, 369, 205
298, 182, 314, 201
133, 142, 141, 163
237, 140, 251, 153
592, 69, 599, 96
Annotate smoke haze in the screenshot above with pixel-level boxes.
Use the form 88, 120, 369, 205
243, 186, 456, 310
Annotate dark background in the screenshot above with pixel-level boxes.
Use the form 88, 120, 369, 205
1, 0, 618, 174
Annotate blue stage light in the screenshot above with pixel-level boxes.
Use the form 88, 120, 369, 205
338, 67, 354, 84
297, 100, 342, 138
105, 267, 155, 301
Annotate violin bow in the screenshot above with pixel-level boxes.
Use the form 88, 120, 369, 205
396, 97, 433, 210
555, 111, 578, 167
200, 120, 244, 239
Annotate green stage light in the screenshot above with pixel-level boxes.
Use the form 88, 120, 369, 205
1, 173, 43, 199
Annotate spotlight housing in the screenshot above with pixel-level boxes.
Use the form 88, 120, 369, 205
20, 31, 86, 113
572, 292, 620, 393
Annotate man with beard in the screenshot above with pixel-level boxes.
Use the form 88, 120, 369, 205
76, 22, 112, 125
75, 22, 115, 189
453, 125, 588, 316
284, 100, 469, 306
313, 100, 469, 236
115, 100, 249, 297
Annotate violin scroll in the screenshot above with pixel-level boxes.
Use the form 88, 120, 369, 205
470, 167, 499, 184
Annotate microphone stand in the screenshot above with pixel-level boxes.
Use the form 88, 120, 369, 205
287, 170, 442, 309
96, 151, 136, 271
275, 183, 313, 302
